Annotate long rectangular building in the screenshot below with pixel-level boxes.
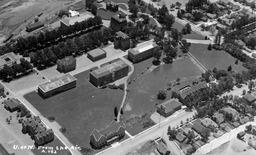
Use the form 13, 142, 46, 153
38, 74, 77, 98
128, 41, 158, 63
89, 59, 129, 87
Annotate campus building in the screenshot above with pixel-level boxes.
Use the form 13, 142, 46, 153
110, 13, 127, 32
128, 41, 158, 63
114, 31, 130, 51
22, 116, 54, 146
57, 56, 76, 73
60, 13, 94, 28
38, 74, 77, 98
0, 83, 4, 96
0, 52, 17, 69
3, 98, 21, 113
90, 121, 125, 149
157, 99, 182, 117
26, 21, 44, 32
89, 59, 129, 87
87, 48, 106, 62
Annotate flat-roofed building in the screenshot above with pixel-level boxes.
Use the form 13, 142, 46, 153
87, 48, 106, 62
0, 52, 17, 69
128, 41, 158, 63
38, 74, 77, 98
157, 99, 182, 117
3, 98, 21, 113
114, 31, 130, 50
60, 13, 94, 27
57, 56, 76, 73
26, 21, 44, 32
89, 59, 129, 87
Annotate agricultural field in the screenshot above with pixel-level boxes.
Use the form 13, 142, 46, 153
24, 70, 124, 149
189, 44, 247, 73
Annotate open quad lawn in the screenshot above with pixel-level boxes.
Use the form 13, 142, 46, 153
97, 9, 122, 20
189, 43, 247, 73
32, 136, 71, 155
24, 70, 124, 149
123, 57, 202, 135
172, 22, 205, 40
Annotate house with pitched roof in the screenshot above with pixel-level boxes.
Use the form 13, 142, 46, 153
157, 99, 182, 117
90, 121, 125, 149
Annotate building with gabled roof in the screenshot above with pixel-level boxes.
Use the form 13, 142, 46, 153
157, 99, 182, 117
3, 98, 21, 112
243, 93, 256, 104
26, 21, 44, 32
38, 74, 77, 98
60, 13, 94, 27
90, 121, 125, 149
128, 40, 158, 63
89, 59, 129, 87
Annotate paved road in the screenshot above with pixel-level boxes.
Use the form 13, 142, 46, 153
97, 110, 196, 155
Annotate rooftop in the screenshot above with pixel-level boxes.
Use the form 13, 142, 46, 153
111, 13, 127, 23
87, 48, 106, 58
61, 13, 94, 26
116, 31, 129, 39
129, 41, 157, 55
243, 93, 256, 103
91, 121, 125, 140
3, 98, 20, 109
91, 59, 128, 78
0, 52, 17, 69
26, 21, 44, 30
38, 74, 77, 93
157, 99, 182, 113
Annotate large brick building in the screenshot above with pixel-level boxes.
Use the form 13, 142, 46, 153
110, 13, 127, 32
22, 116, 54, 146
57, 56, 76, 73
38, 74, 77, 98
157, 99, 182, 117
114, 31, 130, 51
128, 41, 158, 63
90, 121, 125, 149
87, 48, 106, 62
89, 59, 129, 87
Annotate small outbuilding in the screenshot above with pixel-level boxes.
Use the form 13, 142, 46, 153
87, 48, 106, 62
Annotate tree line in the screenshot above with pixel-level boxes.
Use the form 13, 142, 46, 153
0, 16, 103, 56
0, 58, 33, 82
29, 27, 113, 70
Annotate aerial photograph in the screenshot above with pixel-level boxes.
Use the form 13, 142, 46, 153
0, 0, 256, 155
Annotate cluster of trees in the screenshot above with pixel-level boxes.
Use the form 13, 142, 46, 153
185, 0, 209, 13
231, 15, 256, 30
157, 5, 175, 30
157, 90, 167, 100
182, 23, 192, 35
106, 2, 119, 12
0, 16, 103, 56
0, 58, 33, 82
29, 28, 113, 70
124, 21, 150, 42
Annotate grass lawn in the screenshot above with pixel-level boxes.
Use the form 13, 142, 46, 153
97, 9, 121, 20
123, 57, 202, 135
189, 44, 247, 73
24, 70, 124, 149
172, 22, 205, 40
